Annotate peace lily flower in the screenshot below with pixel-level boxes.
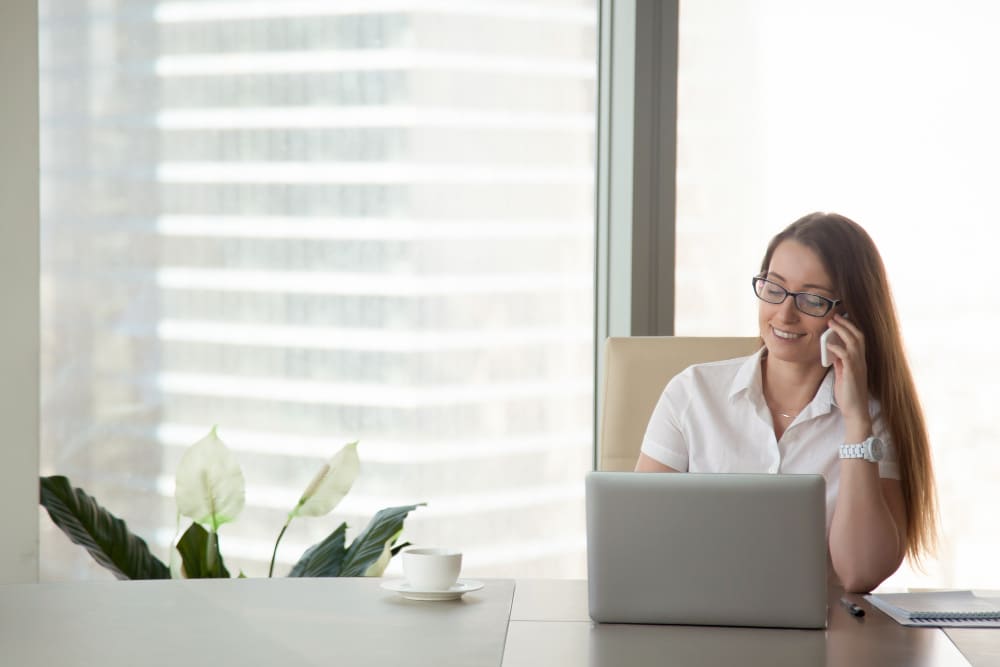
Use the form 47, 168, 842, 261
290, 441, 360, 520
174, 426, 246, 532
269, 441, 361, 577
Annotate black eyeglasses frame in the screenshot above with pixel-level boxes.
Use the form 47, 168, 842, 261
751, 275, 841, 318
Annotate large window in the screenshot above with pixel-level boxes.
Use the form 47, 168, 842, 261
677, 0, 1000, 588
39, 1, 596, 580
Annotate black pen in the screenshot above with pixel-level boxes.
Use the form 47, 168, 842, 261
840, 597, 866, 618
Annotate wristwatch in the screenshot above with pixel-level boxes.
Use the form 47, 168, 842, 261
839, 436, 884, 463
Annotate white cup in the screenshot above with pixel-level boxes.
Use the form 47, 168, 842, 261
401, 547, 462, 590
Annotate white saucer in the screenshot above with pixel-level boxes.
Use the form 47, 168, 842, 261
380, 579, 484, 601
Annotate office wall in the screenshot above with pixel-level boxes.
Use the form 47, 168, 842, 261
0, 0, 40, 583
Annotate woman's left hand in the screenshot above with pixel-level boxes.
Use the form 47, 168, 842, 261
825, 314, 871, 427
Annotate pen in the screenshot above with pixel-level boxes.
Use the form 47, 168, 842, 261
840, 597, 866, 618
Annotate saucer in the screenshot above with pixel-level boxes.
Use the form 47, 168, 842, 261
380, 579, 484, 601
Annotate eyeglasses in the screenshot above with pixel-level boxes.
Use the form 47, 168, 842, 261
752, 276, 841, 317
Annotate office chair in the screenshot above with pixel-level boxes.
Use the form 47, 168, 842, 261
597, 336, 761, 471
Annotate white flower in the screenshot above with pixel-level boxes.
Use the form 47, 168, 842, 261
175, 426, 246, 531
290, 441, 360, 519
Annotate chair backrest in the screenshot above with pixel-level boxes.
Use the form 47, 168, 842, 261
598, 336, 761, 472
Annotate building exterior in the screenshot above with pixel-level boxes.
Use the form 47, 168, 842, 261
39, 1, 597, 580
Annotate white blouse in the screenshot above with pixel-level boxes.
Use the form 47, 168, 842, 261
639, 348, 900, 532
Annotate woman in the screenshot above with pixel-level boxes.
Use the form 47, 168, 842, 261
635, 212, 937, 592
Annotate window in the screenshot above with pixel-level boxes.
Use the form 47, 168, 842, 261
677, 0, 1000, 588
39, 1, 596, 580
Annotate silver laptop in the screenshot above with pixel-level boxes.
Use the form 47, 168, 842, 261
586, 472, 828, 628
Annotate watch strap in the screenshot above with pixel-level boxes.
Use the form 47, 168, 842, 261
839, 436, 882, 462
839, 442, 867, 459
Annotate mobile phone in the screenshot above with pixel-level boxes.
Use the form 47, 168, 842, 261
820, 327, 841, 367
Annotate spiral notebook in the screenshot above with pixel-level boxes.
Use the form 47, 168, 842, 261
864, 591, 1000, 627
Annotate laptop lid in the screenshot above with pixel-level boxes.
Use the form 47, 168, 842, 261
585, 472, 828, 629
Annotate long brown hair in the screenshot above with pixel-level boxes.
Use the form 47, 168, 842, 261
760, 212, 937, 563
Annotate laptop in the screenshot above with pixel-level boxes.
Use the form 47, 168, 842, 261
585, 471, 828, 628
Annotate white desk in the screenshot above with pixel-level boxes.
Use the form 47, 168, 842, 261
0, 577, 514, 667
2, 578, 998, 666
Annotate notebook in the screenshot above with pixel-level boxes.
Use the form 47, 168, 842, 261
585, 471, 828, 629
865, 591, 1000, 627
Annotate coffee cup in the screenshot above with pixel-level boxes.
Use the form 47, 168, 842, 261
401, 547, 462, 590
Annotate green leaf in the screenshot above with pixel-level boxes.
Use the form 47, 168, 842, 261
176, 522, 231, 578
340, 504, 424, 577
175, 426, 245, 531
287, 523, 348, 577
289, 442, 360, 520
38, 476, 170, 580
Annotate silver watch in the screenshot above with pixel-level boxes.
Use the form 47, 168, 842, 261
839, 436, 884, 463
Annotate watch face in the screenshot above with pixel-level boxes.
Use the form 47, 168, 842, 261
868, 438, 885, 461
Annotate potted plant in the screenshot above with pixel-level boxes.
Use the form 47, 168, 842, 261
39, 427, 422, 579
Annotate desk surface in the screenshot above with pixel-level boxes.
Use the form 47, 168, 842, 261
2, 577, 997, 667
507, 579, 993, 667
0, 577, 514, 667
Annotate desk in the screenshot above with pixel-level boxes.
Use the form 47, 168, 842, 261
0, 577, 514, 667
506, 580, 996, 667
2, 578, 997, 666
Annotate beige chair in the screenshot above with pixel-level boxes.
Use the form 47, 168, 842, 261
598, 336, 762, 471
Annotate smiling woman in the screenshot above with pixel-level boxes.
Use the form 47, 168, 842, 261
638, 212, 937, 593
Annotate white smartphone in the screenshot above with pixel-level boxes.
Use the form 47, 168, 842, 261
820, 327, 841, 367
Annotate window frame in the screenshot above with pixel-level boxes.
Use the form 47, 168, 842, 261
1, 0, 41, 583
593, 0, 679, 464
